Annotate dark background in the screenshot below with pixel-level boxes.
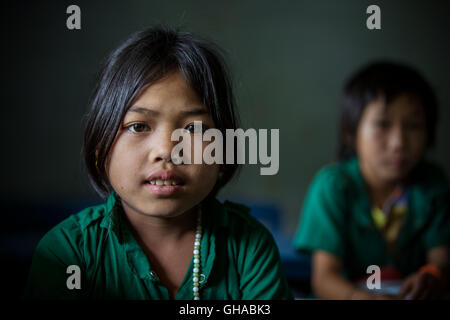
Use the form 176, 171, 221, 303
1, 0, 450, 299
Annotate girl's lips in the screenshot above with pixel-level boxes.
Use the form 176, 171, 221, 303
144, 182, 183, 196
387, 158, 408, 170
146, 170, 184, 185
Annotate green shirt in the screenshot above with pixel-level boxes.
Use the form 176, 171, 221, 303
24, 193, 293, 300
293, 157, 450, 280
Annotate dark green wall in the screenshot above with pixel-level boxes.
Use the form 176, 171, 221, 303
2, 0, 450, 236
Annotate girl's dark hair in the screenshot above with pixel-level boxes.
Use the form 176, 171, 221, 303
83, 26, 239, 198
338, 61, 438, 160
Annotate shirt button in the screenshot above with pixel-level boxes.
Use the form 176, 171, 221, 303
150, 270, 157, 278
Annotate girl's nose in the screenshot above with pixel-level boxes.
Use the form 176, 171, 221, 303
150, 129, 177, 163
388, 125, 407, 151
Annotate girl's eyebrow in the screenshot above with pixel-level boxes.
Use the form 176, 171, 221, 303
181, 108, 209, 116
127, 106, 159, 115
127, 105, 209, 116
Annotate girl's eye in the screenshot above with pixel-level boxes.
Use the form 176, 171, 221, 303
184, 123, 208, 133
374, 120, 389, 129
127, 123, 150, 133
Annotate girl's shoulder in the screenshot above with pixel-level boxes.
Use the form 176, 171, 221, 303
410, 160, 449, 196
37, 201, 112, 252
209, 198, 274, 240
209, 199, 280, 263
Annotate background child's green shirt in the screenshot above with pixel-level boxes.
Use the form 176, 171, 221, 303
24, 193, 293, 300
293, 157, 450, 280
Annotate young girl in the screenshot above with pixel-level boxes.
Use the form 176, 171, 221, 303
294, 61, 450, 300
24, 26, 292, 300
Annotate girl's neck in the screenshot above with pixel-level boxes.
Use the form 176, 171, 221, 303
360, 163, 401, 209
121, 202, 199, 244
119, 202, 201, 299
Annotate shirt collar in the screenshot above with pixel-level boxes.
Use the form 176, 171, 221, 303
98, 192, 223, 287
99, 191, 122, 237
348, 157, 428, 232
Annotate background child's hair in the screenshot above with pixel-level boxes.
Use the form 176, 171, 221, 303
338, 61, 438, 161
83, 25, 240, 198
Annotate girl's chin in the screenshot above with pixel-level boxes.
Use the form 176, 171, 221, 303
137, 203, 189, 218
121, 197, 192, 219
380, 169, 409, 184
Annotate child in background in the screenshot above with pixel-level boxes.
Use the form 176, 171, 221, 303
24, 26, 292, 300
294, 61, 450, 299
